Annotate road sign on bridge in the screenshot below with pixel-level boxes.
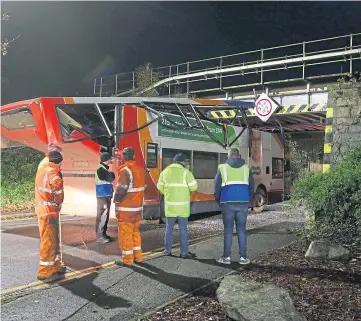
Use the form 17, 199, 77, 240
208, 99, 328, 133
254, 93, 281, 122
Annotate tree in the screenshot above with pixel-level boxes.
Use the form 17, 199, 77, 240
134, 62, 162, 97
1, 13, 20, 56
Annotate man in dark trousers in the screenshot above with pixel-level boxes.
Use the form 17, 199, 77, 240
95, 152, 115, 243
214, 147, 254, 265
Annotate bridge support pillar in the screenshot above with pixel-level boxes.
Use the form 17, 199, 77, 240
324, 81, 361, 172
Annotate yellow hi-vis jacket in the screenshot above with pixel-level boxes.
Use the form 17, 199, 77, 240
157, 163, 198, 218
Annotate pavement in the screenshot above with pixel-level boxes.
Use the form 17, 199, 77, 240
1, 220, 303, 321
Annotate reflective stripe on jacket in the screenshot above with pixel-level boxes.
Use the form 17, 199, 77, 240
95, 164, 114, 197
115, 160, 145, 222
157, 163, 198, 218
219, 163, 250, 203
34, 162, 64, 216
38, 157, 49, 170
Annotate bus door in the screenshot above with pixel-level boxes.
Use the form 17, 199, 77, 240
143, 141, 161, 206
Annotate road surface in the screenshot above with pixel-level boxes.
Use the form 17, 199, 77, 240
1, 203, 300, 292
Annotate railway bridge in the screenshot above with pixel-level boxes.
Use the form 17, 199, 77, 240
94, 32, 361, 173
3, 34, 359, 219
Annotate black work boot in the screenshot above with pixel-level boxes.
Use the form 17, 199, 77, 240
96, 236, 110, 244
37, 271, 66, 281
180, 252, 197, 259
103, 234, 112, 242
58, 266, 67, 274
115, 260, 133, 267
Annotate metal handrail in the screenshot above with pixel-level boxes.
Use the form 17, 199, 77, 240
94, 32, 361, 97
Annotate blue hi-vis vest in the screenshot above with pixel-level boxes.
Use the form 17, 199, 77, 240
95, 164, 114, 197
219, 163, 250, 203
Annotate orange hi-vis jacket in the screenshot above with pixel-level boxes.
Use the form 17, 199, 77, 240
115, 160, 145, 223
35, 162, 64, 217
34, 162, 64, 278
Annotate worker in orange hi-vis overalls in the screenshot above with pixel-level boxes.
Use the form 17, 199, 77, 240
114, 147, 145, 267
35, 150, 67, 280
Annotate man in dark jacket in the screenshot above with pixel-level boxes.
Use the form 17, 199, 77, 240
95, 152, 115, 243
214, 147, 254, 265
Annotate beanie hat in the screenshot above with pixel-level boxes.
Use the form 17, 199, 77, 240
122, 147, 135, 158
173, 153, 185, 163
48, 151, 63, 164
101, 152, 112, 163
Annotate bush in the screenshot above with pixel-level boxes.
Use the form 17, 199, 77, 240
291, 145, 361, 244
1, 147, 44, 211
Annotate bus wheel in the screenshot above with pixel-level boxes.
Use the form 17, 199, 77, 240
253, 188, 267, 213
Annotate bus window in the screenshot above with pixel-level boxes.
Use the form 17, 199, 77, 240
162, 148, 191, 170
193, 151, 218, 179
0, 107, 35, 130
56, 104, 111, 143
272, 158, 284, 179
146, 143, 158, 169
219, 153, 227, 164
97, 104, 116, 134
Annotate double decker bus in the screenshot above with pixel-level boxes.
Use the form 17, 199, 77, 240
0, 97, 284, 219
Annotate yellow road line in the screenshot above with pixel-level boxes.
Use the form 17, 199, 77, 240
0, 233, 221, 298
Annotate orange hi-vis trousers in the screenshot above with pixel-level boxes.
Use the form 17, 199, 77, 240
37, 214, 63, 278
117, 221, 142, 265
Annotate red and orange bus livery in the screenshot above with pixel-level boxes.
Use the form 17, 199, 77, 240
0, 97, 284, 219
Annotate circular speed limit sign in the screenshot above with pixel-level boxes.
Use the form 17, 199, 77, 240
255, 98, 273, 117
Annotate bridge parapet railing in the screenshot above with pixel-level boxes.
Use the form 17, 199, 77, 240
94, 33, 361, 97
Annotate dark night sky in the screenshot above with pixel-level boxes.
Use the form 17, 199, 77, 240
1, 1, 361, 104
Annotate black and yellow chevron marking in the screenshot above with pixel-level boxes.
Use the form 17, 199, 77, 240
209, 103, 327, 119
322, 107, 333, 174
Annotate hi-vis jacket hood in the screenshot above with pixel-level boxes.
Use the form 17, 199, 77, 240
214, 157, 255, 204
226, 157, 246, 168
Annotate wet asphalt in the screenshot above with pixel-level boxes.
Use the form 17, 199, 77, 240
1, 203, 302, 291
1, 219, 303, 321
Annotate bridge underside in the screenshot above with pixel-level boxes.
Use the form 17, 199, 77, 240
209, 103, 327, 133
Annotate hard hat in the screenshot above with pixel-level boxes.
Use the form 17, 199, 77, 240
122, 147, 135, 157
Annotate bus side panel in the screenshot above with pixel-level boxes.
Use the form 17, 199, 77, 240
60, 141, 101, 217
0, 100, 49, 153
118, 106, 160, 219
48, 98, 109, 217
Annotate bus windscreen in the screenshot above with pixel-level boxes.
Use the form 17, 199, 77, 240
56, 104, 111, 143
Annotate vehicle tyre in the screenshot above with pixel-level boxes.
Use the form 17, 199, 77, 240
253, 188, 267, 213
